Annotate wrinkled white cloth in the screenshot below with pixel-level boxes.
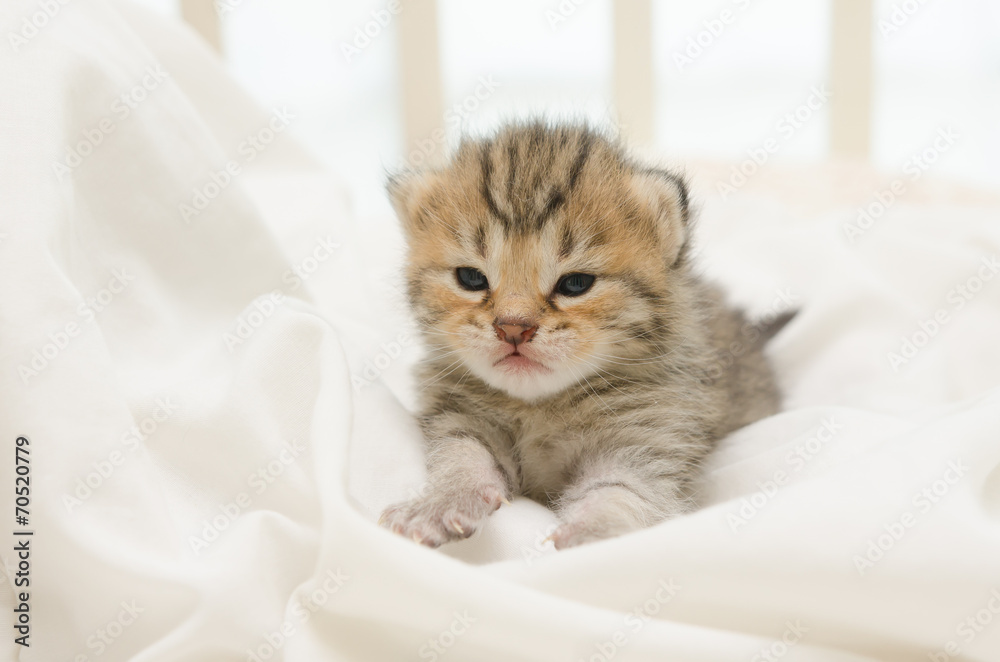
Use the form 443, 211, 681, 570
2, 2, 1000, 661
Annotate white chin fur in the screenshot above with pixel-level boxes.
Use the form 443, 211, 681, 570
470, 358, 595, 402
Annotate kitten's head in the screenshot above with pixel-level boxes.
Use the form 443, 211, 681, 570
389, 122, 692, 401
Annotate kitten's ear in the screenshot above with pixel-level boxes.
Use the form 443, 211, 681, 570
386, 170, 438, 237
628, 169, 691, 266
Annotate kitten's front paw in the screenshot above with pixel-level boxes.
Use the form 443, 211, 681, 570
379, 484, 507, 548
548, 521, 610, 550
550, 487, 652, 549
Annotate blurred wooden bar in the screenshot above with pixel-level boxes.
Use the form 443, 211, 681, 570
397, 0, 445, 157
181, 0, 222, 53
830, 0, 873, 160
613, 0, 655, 146
181, 0, 875, 162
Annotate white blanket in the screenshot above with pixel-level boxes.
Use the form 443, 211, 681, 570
3, 2, 1000, 661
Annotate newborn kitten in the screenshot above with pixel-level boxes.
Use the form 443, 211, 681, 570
380, 122, 789, 549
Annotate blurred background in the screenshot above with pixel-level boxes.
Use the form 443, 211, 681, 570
136, 0, 999, 218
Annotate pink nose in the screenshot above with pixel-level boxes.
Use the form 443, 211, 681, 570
493, 320, 538, 346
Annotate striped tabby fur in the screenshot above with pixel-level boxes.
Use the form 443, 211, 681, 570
380, 121, 786, 549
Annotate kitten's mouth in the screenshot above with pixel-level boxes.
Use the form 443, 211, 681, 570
493, 350, 549, 373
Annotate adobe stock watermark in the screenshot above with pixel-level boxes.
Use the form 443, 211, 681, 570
716, 85, 830, 200
928, 588, 1000, 662
4, 550, 35, 648
418, 610, 477, 662
52, 65, 170, 182
339, 0, 401, 63
351, 329, 415, 392
878, 0, 931, 39
224, 292, 286, 353
545, 0, 590, 31
673, 0, 756, 72
188, 439, 307, 555
578, 579, 680, 662
179, 107, 295, 224
750, 621, 809, 662
245, 566, 352, 662
7, 0, 74, 52
18, 268, 135, 384
393, 76, 501, 171
281, 235, 342, 292
521, 522, 559, 565
727, 417, 845, 534
853, 458, 969, 576
85, 600, 145, 657
214, 0, 248, 18
221, 235, 342, 348
843, 127, 958, 243
62, 396, 179, 513
886, 255, 999, 372
704, 287, 800, 383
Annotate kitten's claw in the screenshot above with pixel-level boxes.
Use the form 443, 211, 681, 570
549, 523, 602, 550
552, 500, 651, 549
500, 497, 512, 506
378, 482, 505, 547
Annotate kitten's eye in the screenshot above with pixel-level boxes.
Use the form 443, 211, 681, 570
556, 273, 596, 296
456, 267, 489, 291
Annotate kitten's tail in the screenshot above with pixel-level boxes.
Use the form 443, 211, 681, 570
757, 310, 797, 344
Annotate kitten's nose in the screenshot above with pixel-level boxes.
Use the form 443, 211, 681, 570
493, 319, 538, 346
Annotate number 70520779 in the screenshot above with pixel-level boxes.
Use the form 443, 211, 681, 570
15, 436, 30, 525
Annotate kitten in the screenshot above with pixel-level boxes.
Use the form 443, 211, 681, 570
380, 121, 790, 549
